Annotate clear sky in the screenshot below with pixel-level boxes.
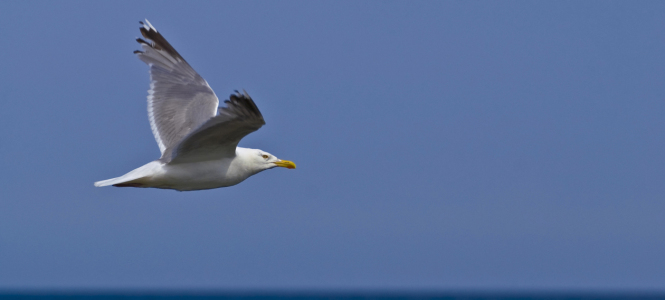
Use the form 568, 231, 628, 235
1, 0, 664, 292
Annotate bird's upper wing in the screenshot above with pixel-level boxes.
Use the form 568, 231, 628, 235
164, 91, 266, 163
134, 20, 219, 155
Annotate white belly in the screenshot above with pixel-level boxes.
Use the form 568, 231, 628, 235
145, 158, 253, 191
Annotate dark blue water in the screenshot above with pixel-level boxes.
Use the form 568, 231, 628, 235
1, 292, 664, 300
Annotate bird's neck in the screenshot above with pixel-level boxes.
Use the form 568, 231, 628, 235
233, 147, 263, 175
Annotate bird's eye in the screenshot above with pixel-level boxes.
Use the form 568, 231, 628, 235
262, 155, 269, 159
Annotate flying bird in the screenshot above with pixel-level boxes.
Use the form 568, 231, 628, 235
95, 20, 296, 191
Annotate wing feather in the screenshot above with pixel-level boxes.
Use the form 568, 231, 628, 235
164, 91, 266, 163
134, 20, 219, 154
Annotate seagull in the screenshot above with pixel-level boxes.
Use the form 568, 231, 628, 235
94, 20, 296, 191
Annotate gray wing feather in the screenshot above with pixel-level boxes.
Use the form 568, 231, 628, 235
134, 20, 219, 155
165, 91, 266, 163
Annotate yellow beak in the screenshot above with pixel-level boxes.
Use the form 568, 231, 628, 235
274, 160, 296, 169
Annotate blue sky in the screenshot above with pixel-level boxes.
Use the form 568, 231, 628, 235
1, 0, 664, 292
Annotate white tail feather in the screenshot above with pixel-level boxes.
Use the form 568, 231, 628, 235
94, 177, 123, 187
94, 161, 162, 187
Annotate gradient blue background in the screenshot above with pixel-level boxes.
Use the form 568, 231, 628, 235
1, 0, 664, 292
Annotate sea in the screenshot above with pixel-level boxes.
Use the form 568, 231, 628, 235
0, 292, 664, 300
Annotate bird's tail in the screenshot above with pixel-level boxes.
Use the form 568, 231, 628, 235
94, 176, 127, 187
94, 161, 161, 188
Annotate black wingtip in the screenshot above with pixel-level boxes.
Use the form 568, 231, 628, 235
224, 90, 262, 118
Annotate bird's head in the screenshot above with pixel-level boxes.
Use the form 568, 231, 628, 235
250, 149, 296, 171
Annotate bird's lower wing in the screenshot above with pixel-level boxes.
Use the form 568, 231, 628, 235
164, 91, 266, 163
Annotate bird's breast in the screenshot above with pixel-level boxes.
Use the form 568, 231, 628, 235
157, 158, 250, 191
